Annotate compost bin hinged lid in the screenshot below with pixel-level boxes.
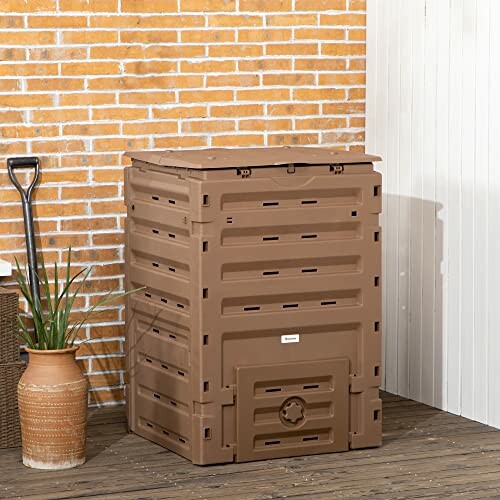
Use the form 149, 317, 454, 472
125, 147, 381, 170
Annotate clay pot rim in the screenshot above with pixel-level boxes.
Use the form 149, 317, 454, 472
25, 346, 79, 355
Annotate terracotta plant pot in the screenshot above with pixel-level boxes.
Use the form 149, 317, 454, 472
18, 346, 88, 470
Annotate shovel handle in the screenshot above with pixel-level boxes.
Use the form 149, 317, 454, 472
7, 157, 40, 202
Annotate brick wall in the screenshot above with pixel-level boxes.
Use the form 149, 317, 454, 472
0, 0, 366, 406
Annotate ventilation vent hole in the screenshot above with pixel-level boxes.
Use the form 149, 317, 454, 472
263, 236, 279, 241
263, 271, 279, 276
162, 430, 170, 436
161, 298, 168, 304
152, 262, 159, 268
321, 300, 337, 306
302, 234, 318, 239
374, 231, 380, 242
145, 293, 151, 298
202, 241, 208, 252
161, 364, 168, 370
169, 334, 176, 340
179, 437, 186, 444
152, 196, 159, 201
374, 409, 380, 421
202, 194, 209, 206
374, 276, 380, 287
168, 267, 175, 273
226, 217, 233, 224
265, 387, 282, 393
374, 185, 381, 196
303, 436, 319, 442
204, 428, 212, 439
168, 233, 176, 239
177, 303, 185, 309
153, 328, 160, 334
203, 288, 208, 299
145, 358, 152, 363
171, 401, 177, 407
152, 229, 159, 234
146, 422, 153, 428
153, 393, 160, 400
351, 211, 357, 217
203, 381, 209, 392
283, 303, 298, 309
244, 306, 261, 311
168, 199, 176, 205
301, 200, 317, 205
203, 334, 209, 346
304, 384, 319, 390
263, 201, 279, 207
265, 440, 281, 446
374, 321, 380, 332
374, 366, 380, 377
177, 370, 185, 377
302, 268, 317, 273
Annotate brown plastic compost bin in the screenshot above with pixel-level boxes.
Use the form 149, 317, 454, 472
124, 147, 382, 465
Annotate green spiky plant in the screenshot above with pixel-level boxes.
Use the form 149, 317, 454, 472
15, 248, 141, 350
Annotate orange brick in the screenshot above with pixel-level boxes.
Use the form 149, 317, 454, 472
181, 29, 234, 43
3, 30, 56, 45
90, 46, 145, 60
154, 136, 208, 149
210, 104, 262, 118
0, 111, 24, 123
293, 88, 346, 101
266, 43, 318, 56
91, 263, 124, 277
61, 153, 118, 168
266, 14, 316, 26
59, 0, 118, 11
318, 73, 366, 85
80, 340, 122, 357
31, 109, 87, 124
350, 117, 365, 127
39, 170, 89, 184
181, 60, 236, 73
92, 137, 149, 152
268, 133, 319, 146
349, 58, 366, 71
0, 16, 24, 28
268, 103, 319, 116
124, 61, 178, 75
66, 247, 120, 263
0, 63, 58, 77
63, 123, 120, 136
153, 106, 207, 119
119, 91, 176, 105
296, 117, 347, 130
122, 121, 178, 135
41, 233, 90, 248
89, 14, 140, 28
349, 87, 365, 100
240, 0, 291, 11
60, 217, 118, 231
31, 139, 87, 154
239, 119, 292, 131
323, 131, 365, 143
62, 62, 120, 76
349, 29, 366, 41
182, 120, 234, 134
323, 102, 365, 114
296, 0, 345, 10
93, 169, 125, 183
122, 0, 177, 12
0, 219, 57, 234
5, 0, 56, 11
62, 30, 118, 44
145, 44, 205, 59
209, 44, 263, 58
238, 88, 290, 101
93, 107, 149, 120
28, 15, 87, 28
349, 0, 366, 10
263, 73, 315, 86
0, 125, 59, 138
0, 48, 25, 61
321, 13, 366, 26
0, 142, 27, 155
208, 14, 262, 27
89, 325, 125, 340
29, 47, 87, 60
179, 89, 233, 103
211, 134, 264, 147
238, 59, 291, 71
27, 78, 84, 92
207, 74, 259, 87
120, 30, 177, 43
1, 94, 54, 107
181, 0, 236, 11
238, 28, 291, 43
0, 80, 20, 91
60, 93, 115, 106
92, 233, 124, 246
295, 28, 345, 41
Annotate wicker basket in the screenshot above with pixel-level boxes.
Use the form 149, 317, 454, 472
0, 287, 19, 363
0, 361, 26, 448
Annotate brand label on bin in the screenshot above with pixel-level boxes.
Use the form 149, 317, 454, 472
281, 334, 300, 344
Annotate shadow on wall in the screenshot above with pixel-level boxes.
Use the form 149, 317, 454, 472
382, 194, 444, 410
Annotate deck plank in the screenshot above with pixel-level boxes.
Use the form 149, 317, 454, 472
2, 392, 500, 499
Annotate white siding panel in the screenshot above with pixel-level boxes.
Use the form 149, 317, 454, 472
367, 0, 500, 426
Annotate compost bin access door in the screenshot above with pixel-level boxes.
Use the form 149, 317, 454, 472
235, 358, 349, 462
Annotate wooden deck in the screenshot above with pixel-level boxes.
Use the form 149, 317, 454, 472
2, 392, 500, 499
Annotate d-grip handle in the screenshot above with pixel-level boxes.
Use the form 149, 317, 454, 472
7, 156, 40, 201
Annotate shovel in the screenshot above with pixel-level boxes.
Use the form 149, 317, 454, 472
7, 157, 41, 319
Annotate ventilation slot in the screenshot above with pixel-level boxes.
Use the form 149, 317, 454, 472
168, 233, 176, 239
145, 293, 151, 298
303, 436, 319, 442
177, 370, 185, 377
263, 201, 279, 207
177, 303, 185, 309
283, 303, 298, 309
303, 384, 319, 390
263, 271, 279, 276
169, 334, 176, 340
374, 276, 380, 287
301, 200, 317, 205
153, 393, 160, 400
153, 328, 160, 334
265, 440, 281, 446
179, 437, 186, 444
302, 268, 317, 273
145, 358, 152, 364
171, 401, 177, 407
321, 300, 337, 306
161, 298, 168, 304
374, 409, 380, 421
265, 387, 282, 393
302, 234, 318, 239
168, 199, 176, 205
374, 231, 380, 242
351, 211, 357, 217
202, 241, 208, 252
203, 288, 208, 299
162, 430, 170, 436
161, 364, 168, 370
152, 229, 159, 234
374, 185, 381, 196
204, 428, 212, 439
146, 422, 153, 428
203, 381, 209, 392
203, 334, 209, 345
374, 366, 380, 377
244, 306, 261, 312
263, 236, 279, 241
152, 262, 159, 268
152, 196, 159, 201
226, 217, 233, 224
202, 194, 209, 206
374, 321, 380, 332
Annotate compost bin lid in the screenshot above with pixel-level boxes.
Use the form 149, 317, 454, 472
125, 147, 381, 170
